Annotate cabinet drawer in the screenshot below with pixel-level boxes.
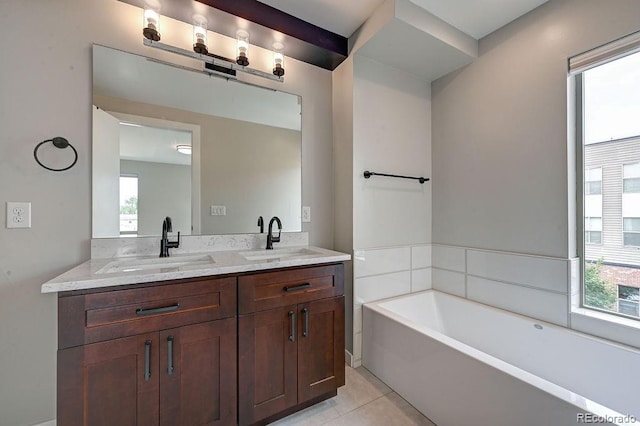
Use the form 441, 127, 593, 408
59, 277, 236, 349
238, 264, 343, 314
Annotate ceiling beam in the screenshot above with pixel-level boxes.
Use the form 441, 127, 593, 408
119, 0, 348, 70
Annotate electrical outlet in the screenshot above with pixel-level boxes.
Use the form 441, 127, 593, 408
210, 205, 226, 216
302, 206, 311, 223
7, 202, 31, 229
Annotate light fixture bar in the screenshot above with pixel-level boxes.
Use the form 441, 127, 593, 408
143, 38, 284, 83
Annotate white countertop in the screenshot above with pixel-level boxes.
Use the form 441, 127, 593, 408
41, 246, 351, 293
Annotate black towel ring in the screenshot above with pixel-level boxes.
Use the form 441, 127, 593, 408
33, 137, 78, 172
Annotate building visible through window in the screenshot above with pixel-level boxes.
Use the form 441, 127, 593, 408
582, 50, 640, 319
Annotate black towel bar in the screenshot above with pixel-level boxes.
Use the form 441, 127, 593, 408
363, 171, 429, 184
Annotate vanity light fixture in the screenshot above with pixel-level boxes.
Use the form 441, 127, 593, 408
140, 6, 284, 83
142, 38, 285, 82
192, 15, 208, 54
142, 0, 161, 41
176, 144, 192, 155
273, 42, 285, 77
236, 30, 250, 66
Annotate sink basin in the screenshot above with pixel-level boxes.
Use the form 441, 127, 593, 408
239, 247, 322, 261
96, 254, 215, 274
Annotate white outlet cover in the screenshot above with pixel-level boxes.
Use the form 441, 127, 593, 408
210, 205, 226, 216
7, 202, 31, 229
302, 206, 311, 223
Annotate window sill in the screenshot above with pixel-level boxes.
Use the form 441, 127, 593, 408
571, 307, 640, 350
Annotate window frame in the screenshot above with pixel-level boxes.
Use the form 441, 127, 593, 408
574, 37, 640, 322
584, 216, 602, 245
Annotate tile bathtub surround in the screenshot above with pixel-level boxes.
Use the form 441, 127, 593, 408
91, 232, 309, 259
430, 244, 572, 327
466, 249, 569, 293
354, 246, 410, 278
431, 268, 466, 298
351, 244, 432, 366
467, 276, 569, 326
431, 244, 465, 273
271, 365, 435, 426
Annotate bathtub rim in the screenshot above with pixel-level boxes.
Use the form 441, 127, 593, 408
363, 289, 638, 425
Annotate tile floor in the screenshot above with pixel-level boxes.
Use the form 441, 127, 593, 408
271, 366, 437, 425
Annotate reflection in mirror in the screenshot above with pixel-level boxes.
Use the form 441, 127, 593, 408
92, 44, 302, 238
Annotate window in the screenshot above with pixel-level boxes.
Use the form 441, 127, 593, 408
618, 285, 640, 316
623, 217, 640, 246
119, 175, 138, 235
623, 163, 640, 193
585, 217, 602, 244
574, 33, 640, 319
585, 167, 602, 195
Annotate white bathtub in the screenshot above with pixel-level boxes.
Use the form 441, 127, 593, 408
362, 290, 640, 426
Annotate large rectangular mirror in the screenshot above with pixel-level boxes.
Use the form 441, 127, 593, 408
92, 45, 302, 238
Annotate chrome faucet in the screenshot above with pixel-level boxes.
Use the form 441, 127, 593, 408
160, 216, 180, 257
266, 216, 282, 250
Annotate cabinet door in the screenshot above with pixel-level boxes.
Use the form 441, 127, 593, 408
57, 333, 159, 426
238, 306, 298, 425
297, 296, 345, 403
159, 318, 237, 426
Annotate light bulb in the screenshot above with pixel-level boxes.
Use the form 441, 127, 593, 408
142, 1, 161, 41
273, 42, 285, 77
236, 30, 250, 66
193, 15, 208, 54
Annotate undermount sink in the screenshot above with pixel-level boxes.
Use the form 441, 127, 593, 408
239, 247, 322, 261
96, 254, 215, 275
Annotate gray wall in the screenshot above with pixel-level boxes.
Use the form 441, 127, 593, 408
0, 1, 333, 424
120, 160, 191, 236
432, 0, 640, 258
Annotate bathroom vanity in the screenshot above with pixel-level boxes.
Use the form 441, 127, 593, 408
44, 239, 349, 426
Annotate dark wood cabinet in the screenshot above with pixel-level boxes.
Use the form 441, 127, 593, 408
238, 264, 345, 425
297, 296, 345, 403
57, 262, 345, 426
57, 332, 159, 426
57, 276, 237, 426
159, 319, 237, 426
238, 306, 298, 424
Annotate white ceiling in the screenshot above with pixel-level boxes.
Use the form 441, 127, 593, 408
257, 0, 386, 38
408, 0, 548, 39
257, 0, 547, 39
119, 123, 192, 166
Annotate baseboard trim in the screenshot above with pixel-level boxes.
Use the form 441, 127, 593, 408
33, 420, 55, 426
345, 349, 353, 367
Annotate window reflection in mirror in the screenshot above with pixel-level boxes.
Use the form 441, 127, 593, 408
92, 44, 302, 238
